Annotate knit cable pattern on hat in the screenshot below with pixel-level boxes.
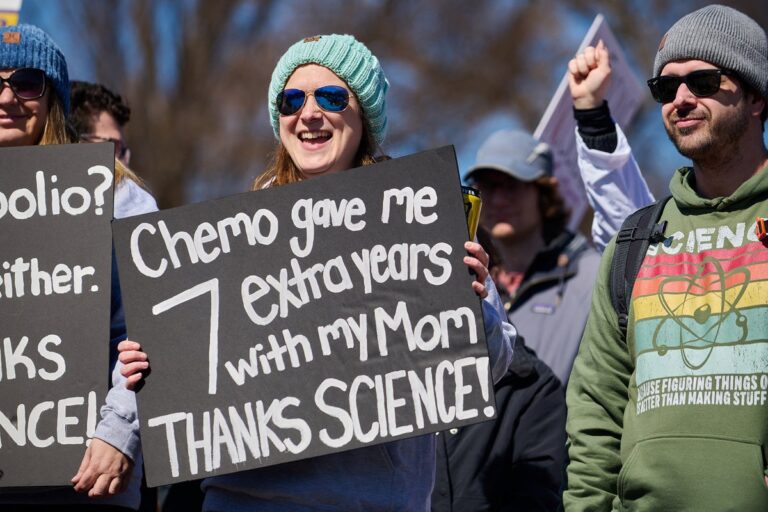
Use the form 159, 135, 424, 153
268, 34, 389, 145
0, 24, 70, 114
653, 4, 768, 100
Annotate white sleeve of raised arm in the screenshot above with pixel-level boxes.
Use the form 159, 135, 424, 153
575, 124, 656, 253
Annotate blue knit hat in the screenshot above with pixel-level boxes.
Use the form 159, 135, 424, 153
0, 24, 70, 114
268, 34, 389, 145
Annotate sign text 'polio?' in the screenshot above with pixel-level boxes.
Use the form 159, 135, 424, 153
0, 143, 114, 486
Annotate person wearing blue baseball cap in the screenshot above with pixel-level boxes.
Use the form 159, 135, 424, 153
0, 23, 157, 511
465, 129, 600, 386
118, 33, 514, 512
428, 130, 599, 511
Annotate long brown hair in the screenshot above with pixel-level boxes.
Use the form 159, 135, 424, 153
251, 119, 383, 190
534, 176, 571, 244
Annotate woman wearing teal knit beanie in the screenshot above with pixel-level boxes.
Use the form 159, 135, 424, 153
118, 31, 510, 512
243, 32, 494, 511
214, 32, 499, 512
120, 32, 508, 512
244, 34, 446, 511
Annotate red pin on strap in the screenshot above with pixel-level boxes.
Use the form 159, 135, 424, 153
756, 217, 768, 240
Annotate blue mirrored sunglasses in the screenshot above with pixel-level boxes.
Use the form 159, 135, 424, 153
276, 85, 350, 116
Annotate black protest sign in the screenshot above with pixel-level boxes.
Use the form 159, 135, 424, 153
114, 146, 496, 486
0, 143, 114, 486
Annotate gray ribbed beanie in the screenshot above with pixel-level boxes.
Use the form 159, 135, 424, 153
653, 5, 768, 100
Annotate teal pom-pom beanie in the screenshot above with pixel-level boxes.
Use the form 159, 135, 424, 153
0, 24, 70, 114
268, 34, 389, 145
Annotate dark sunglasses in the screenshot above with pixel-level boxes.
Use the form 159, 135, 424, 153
276, 85, 350, 116
647, 69, 734, 103
0, 67, 47, 100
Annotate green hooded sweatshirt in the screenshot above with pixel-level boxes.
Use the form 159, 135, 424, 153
565, 165, 768, 512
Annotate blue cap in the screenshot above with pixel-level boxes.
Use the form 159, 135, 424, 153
0, 24, 70, 114
466, 129, 553, 182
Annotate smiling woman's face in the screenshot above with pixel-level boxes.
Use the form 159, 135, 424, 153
278, 64, 363, 179
0, 68, 50, 147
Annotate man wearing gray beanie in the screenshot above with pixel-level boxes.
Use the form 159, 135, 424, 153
566, 5, 768, 511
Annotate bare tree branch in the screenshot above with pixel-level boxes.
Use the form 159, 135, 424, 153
51, 0, 765, 207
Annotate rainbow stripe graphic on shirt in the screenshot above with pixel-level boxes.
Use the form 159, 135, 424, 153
632, 240, 768, 392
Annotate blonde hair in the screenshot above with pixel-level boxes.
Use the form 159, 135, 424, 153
114, 158, 146, 187
37, 94, 71, 145
251, 123, 382, 190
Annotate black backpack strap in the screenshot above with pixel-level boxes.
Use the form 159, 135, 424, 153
609, 196, 670, 337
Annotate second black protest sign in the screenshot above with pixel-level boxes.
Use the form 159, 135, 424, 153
113, 146, 497, 486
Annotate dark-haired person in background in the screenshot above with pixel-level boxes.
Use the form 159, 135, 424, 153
69, 82, 159, 512
70, 80, 131, 166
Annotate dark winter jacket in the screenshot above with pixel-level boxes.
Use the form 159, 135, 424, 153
432, 340, 567, 511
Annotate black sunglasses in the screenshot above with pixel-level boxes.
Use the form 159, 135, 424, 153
276, 85, 350, 116
647, 69, 735, 103
0, 67, 47, 100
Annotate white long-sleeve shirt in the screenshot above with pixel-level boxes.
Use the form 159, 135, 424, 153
575, 124, 656, 253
